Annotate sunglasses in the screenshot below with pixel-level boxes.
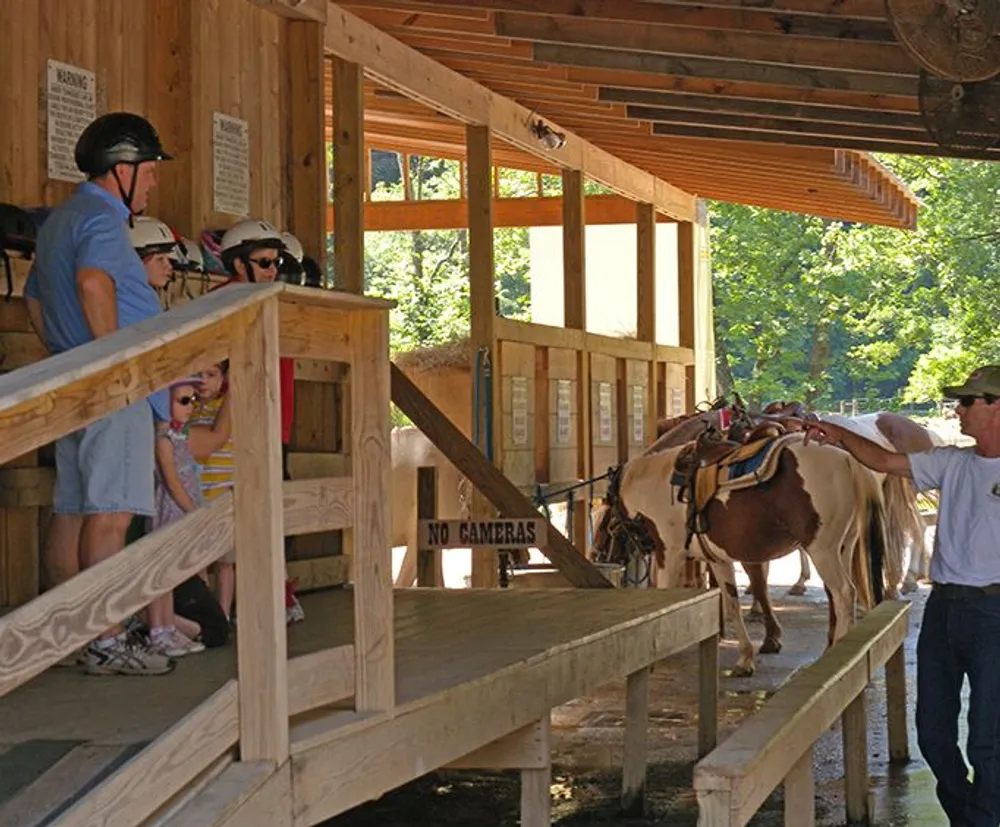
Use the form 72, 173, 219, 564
175, 395, 199, 406
249, 256, 279, 270
957, 394, 998, 408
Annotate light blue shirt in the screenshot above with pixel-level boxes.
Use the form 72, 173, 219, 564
26, 182, 167, 421
910, 446, 1000, 587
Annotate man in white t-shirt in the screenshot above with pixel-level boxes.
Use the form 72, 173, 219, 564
804, 365, 1000, 827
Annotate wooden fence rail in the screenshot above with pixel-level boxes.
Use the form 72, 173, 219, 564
694, 601, 910, 827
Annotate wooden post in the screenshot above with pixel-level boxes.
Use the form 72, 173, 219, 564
784, 746, 815, 827
698, 632, 719, 757
696, 790, 733, 827
842, 693, 869, 824
417, 466, 444, 587
677, 220, 696, 411
350, 309, 394, 712
520, 717, 552, 827
636, 202, 657, 448
467, 124, 499, 589
332, 57, 364, 293
286, 20, 326, 266
402, 153, 412, 201
563, 169, 590, 505
230, 300, 289, 763
885, 646, 909, 763
621, 666, 650, 815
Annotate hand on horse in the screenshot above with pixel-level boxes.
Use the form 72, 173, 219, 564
802, 420, 846, 448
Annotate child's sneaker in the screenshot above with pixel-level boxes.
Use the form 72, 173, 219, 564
83, 638, 174, 676
285, 579, 304, 625
149, 628, 206, 657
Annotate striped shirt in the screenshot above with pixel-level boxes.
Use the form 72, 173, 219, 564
190, 395, 234, 499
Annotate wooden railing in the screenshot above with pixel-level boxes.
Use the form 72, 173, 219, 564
0, 282, 394, 826
694, 601, 910, 827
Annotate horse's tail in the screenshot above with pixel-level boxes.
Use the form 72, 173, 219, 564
849, 459, 886, 609
882, 474, 925, 592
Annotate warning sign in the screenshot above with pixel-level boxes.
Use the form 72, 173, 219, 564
632, 385, 645, 444
212, 112, 250, 217
418, 518, 547, 549
46, 60, 96, 183
671, 388, 684, 417
598, 381, 613, 443
511, 376, 528, 446
555, 379, 572, 445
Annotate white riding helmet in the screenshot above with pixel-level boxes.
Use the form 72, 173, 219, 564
219, 218, 285, 279
129, 216, 178, 258
280, 231, 304, 263
168, 237, 205, 272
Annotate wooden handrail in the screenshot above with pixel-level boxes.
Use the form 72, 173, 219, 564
694, 601, 910, 826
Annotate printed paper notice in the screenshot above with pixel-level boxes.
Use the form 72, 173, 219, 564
632, 385, 645, 444
511, 376, 529, 446
47, 60, 96, 183
598, 382, 613, 443
213, 113, 249, 217
556, 379, 572, 445
672, 388, 684, 416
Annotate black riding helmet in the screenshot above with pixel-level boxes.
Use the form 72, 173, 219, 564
74, 112, 172, 217
0, 203, 36, 300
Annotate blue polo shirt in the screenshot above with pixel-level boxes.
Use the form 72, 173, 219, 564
25, 182, 167, 421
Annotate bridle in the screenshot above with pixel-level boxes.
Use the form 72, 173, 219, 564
594, 464, 658, 585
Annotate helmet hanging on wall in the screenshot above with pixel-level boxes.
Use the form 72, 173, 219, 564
219, 219, 284, 282
278, 230, 305, 285
74, 112, 172, 218
0, 203, 37, 300
169, 238, 205, 273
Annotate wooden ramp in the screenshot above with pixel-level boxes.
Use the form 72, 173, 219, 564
0, 587, 718, 827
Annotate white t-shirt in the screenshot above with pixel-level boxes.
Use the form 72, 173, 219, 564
910, 446, 1000, 587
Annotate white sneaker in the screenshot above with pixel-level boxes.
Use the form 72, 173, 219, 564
149, 628, 205, 658
84, 639, 174, 676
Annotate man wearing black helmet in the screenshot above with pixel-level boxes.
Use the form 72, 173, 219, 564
24, 112, 174, 676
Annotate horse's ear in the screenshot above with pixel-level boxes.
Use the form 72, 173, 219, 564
733, 391, 745, 409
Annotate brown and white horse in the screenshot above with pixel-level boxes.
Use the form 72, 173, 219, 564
593, 435, 885, 676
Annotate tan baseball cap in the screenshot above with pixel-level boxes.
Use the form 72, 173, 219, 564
943, 365, 1000, 398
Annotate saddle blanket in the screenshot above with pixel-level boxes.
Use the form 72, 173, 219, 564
693, 432, 802, 513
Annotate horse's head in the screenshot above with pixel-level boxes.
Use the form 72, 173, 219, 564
591, 465, 664, 571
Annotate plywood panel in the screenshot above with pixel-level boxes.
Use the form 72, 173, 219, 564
590, 353, 618, 475
663, 363, 687, 418
500, 341, 535, 489
624, 359, 649, 460
547, 347, 578, 485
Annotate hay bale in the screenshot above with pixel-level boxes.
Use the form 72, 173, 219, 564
394, 338, 471, 372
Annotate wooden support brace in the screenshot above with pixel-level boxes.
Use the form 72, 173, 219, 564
842, 692, 869, 825
699, 631, 719, 758
332, 57, 365, 293
784, 745, 815, 827
621, 666, 650, 816
885, 645, 909, 763
416, 466, 444, 587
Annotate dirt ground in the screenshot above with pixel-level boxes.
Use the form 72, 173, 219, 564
325, 575, 939, 827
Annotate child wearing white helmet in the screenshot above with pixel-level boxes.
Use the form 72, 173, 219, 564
128, 215, 178, 293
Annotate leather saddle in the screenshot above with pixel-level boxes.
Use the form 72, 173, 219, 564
671, 430, 801, 546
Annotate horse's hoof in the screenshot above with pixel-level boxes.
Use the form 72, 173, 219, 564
759, 638, 782, 655
787, 583, 807, 596
901, 577, 918, 594
731, 663, 755, 678
746, 609, 765, 623
743, 585, 753, 595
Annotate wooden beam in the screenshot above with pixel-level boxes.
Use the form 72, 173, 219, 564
287, 21, 328, 265
350, 310, 395, 711
339, 0, 896, 40
0, 284, 278, 467
416, 466, 444, 587
231, 301, 290, 764
677, 220, 696, 411
636, 202, 657, 453
495, 12, 914, 75
621, 667, 650, 816
327, 193, 677, 231
283, 477, 354, 535
602, 89, 926, 130
390, 364, 613, 587
160, 761, 291, 827
278, 303, 353, 362
332, 57, 365, 292
324, 4, 696, 220
249, 0, 327, 22
534, 43, 917, 97
446, 718, 550, 770
562, 169, 586, 331
0, 467, 53, 509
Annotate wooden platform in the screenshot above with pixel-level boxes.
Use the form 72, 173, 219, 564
0, 587, 718, 827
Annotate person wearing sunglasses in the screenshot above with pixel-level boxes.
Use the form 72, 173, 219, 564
208, 219, 304, 625
803, 365, 1000, 826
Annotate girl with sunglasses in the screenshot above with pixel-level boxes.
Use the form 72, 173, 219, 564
145, 377, 209, 658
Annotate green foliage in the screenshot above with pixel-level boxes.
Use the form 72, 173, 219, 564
711, 155, 1000, 408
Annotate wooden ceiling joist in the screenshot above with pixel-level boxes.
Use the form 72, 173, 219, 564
325, 4, 698, 221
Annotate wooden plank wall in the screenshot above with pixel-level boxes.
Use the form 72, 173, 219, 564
499, 341, 535, 489
0, 0, 328, 607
